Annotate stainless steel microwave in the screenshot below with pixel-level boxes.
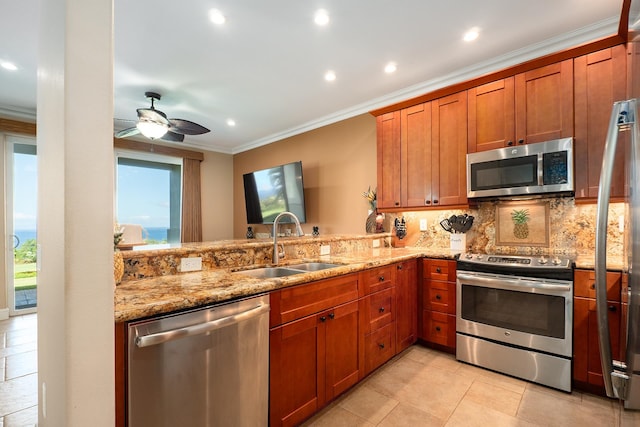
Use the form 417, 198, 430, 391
466, 138, 574, 199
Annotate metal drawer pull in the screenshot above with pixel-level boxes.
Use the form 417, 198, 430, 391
135, 303, 269, 348
379, 307, 385, 313
379, 275, 385, 282
435, 294, 442, 300
378, 343, 385, 349
329, 313, 335, 319
435, 326, 441, 332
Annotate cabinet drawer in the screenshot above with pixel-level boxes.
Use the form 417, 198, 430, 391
423, 280, 455, 314
362, 288, 395, 334
422, 311, 455, 347
422, 259, 456, 282
270, 273, 359, 327
574, 269, 621, 300
364, 323, 396, 375
360, 265, 394, 295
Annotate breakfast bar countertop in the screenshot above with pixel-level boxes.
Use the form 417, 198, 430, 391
114, 247, 455, 323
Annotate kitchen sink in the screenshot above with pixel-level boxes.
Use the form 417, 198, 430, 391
233, 262, 345, 279
286, 262, 344, 271
234, 267, 304, 279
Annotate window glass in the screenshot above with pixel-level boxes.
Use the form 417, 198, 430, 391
116, 152, 182, 244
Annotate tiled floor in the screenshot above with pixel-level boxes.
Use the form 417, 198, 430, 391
0, 313, 37, 427
2, 314, 640, 427
303, 346, 640, 427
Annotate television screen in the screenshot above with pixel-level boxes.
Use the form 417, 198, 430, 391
243, 161, 307, 224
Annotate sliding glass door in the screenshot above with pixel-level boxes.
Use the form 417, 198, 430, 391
7, 136, 37, 315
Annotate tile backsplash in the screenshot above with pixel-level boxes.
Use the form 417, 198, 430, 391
389, 197, 625, 257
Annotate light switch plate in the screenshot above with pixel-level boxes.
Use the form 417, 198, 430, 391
320, 245, 331, 255
419, 219, 428, 231
181, 257, 202, 272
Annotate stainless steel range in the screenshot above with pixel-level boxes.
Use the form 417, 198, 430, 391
456, 253, 574, 392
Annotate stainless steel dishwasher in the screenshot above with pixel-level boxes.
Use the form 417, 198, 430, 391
127, 294, 270, 427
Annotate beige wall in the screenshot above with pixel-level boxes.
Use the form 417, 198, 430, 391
201, 150, 234, 240
233, 113, 377, 238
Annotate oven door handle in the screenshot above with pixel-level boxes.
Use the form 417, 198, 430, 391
457, 272, 571, 293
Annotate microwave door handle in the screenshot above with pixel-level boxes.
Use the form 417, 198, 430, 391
456, 272, 570, 293
595, 99, 636, 400
537, 153, 544, 186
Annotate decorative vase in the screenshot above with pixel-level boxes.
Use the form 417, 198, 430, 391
366, 210, 377, 233
114, 250, 124, 285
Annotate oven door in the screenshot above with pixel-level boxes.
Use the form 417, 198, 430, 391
456, 271, 573, 357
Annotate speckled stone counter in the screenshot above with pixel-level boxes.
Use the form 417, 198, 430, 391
573, 254, 626, 271
114, 246, 457, 323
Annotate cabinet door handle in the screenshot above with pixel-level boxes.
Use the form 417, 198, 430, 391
395, 201, 400, 206
379, 307, 385, 313
433, 199, 438, 204
507, 140, 514, 146
329, 313, 335, 319
435, 294, 442, 300
608, 305, 617, 312
320, 316, 327, 322
518, 139, 524, 144
435, 326, 441, 332
379, 275, 385, 282
378, 343, 385, 349
425, 200, 431, 205
397, 265, 403, 270
591, 283, 596, 290
436, 267, 441, 273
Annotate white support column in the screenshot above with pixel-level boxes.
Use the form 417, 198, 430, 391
37, 0, 114, 425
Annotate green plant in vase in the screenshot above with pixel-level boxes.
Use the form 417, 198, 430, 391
511, 209, 530, 239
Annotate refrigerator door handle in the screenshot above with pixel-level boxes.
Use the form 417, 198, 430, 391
595, 99, 637, 400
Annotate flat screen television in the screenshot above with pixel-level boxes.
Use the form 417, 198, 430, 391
243, 160, 307, 224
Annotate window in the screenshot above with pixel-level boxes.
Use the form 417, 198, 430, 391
115, 150, 182, 244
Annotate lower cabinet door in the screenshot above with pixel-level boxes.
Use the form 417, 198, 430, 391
269, 315, 320, 427
324, 300, 360, 401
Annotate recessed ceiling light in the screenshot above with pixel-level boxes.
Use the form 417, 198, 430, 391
463, 28, 479, 42
324, 70, 336, 82
314, 9, 330, 26
226, 119, 236, 127
1, 61, 18, 71
209, 9, 226, 25
384, 62, 397, 74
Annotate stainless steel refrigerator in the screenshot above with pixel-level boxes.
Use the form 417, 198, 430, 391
596, 97, 640, 409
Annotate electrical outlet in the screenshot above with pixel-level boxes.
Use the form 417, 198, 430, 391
320, 245, 331, 256
372, 239, 380, 248
181, 257, 202, 272
419, 219, 428, 231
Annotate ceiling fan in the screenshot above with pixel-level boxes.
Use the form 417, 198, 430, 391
114, 91, 210, 142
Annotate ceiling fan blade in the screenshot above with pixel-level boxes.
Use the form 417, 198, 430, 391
160, 130, 185, 142
137, 108, 169, 124
168, 118, 210, 135
114, 127, 141, 138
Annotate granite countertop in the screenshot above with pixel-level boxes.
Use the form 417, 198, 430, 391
114, 247, 455, 323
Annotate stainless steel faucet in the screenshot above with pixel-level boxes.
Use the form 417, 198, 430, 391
272, 212, 304, 264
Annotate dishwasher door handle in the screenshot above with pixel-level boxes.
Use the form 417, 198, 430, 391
135, 302, 270, 348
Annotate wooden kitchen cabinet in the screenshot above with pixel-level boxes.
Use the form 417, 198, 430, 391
573, 269, 622, 393
395, 259, 418, 353
574, 45, 627, 200
468, 59, 573, 152
269, 274, 360, 427
359, 265, 396, 376
376, 111, 401, 209
419, 258, 457, 352
377, 92, 467, 209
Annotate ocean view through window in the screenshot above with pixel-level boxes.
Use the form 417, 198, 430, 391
116, 151, 182, 244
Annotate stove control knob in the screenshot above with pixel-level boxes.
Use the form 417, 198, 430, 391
552, 257, 562, 265
538, 257, 548, 265
476, 255, 484, 260
465, 253, 473, 259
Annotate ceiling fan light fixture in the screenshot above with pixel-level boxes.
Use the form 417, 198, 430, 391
136, 120, 169, 139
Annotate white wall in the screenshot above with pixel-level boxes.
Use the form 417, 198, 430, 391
37, 0, 114, 425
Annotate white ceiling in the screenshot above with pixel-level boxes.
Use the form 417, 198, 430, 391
0, 0, 625, 154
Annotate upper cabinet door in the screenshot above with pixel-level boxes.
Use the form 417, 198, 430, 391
467, 77, 515, 152
376, 111, 401, 209
432, 91, 468, 206
401, 103, 432, 207
574, 45, 627, 200
514, 59, 574, 144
